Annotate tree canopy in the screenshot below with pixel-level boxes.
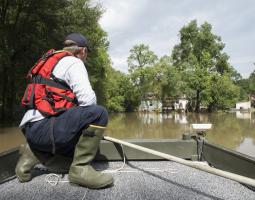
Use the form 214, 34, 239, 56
0, 3, 253, 123
0, 0, 112, 121
171, 20, 240, 111
127, 44, 158, 72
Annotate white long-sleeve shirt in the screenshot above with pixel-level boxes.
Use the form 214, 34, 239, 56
19, 56, 96, 127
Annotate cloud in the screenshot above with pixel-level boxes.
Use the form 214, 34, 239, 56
99, 0, 255, 78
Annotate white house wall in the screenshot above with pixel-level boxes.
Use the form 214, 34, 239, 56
236, 101, 251, 110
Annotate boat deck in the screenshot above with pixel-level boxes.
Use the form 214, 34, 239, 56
1, 161, 254, 200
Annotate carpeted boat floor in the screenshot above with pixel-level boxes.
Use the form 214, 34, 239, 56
0, 161, 254, 200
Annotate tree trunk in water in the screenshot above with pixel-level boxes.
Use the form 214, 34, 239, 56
7, 63, 16, 121
207, 104, 213, 112
1, 62, 16, 122
195, 90, 200, 112
1, 66, 8, 121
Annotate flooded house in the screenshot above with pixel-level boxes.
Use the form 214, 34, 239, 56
236, 101, 251, 110
139, 93, 162, 112
173, 97, 188, 112
162, 96, 188, 113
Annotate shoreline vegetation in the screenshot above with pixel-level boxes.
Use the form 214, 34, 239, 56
0, 0, 254, 123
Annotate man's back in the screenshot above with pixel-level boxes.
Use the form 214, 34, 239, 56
19, 55, 96, 127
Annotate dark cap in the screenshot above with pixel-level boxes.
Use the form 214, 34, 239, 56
65, 33, 91, 51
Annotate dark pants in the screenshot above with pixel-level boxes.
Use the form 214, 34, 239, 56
22, 105, 108, 157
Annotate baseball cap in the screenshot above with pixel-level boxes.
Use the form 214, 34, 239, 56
65, 33, 91, 51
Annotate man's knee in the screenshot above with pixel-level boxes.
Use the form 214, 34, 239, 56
90, 105, 108, 126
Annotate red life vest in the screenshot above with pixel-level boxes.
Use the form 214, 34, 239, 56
21, 49, 78, 116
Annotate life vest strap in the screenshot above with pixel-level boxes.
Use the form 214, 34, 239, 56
31, 75, 71, 90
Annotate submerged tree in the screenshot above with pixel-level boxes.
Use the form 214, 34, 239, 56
172, 20, 239, 112
203, 74, 240, 111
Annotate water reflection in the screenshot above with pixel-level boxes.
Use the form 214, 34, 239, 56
236, 138, 255, 157
0, 127, 25, 152
106, 112, 255, 157
106, 112, 191, 140
236, 111, 252, 119
0, 112, 255, 157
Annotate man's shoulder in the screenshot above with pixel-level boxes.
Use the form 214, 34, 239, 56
53, 55, 85, 76
60, 55, 82, 64
56, 56, 84, 70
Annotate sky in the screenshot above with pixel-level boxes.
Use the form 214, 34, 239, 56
98, 0, 255, 78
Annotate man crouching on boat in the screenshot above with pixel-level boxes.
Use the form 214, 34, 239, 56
15, 33, 113, 189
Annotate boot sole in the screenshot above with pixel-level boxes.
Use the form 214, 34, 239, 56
69, 176, 113, 189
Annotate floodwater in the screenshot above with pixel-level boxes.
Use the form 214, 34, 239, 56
0, 112, 255, 158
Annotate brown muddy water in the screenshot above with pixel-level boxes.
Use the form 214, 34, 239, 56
0, 112, 255, 158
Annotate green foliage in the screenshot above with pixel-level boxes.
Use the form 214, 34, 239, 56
106, 96, 125, 112
127, 44, 158, 100
248, 68, 255, 93
105, 68, 140, 112
203, 74, 240, 111
125, 21, 252, 112
105, 69, 125, 112
236, 65, 255, 103
0, 0, 70, 120
127, 44, 158, 72
60, 0, 111, 106
171, 20, 239, 112
123, 82, 140, 112
154, 56, 183, 100
1, 2, 253, 120
236, 79, 250, 101
0, 0, 112, 120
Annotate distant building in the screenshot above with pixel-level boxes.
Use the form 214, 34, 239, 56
139, 93, 162, 112
139, 100, 162, 112
174, 98, 188, 112
235, 101, 251, 110
140, 93, 189, 112
162, 96, 188, 112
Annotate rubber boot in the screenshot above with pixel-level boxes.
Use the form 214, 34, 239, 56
15, 144, 40, 182
68, 125, 113, 189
